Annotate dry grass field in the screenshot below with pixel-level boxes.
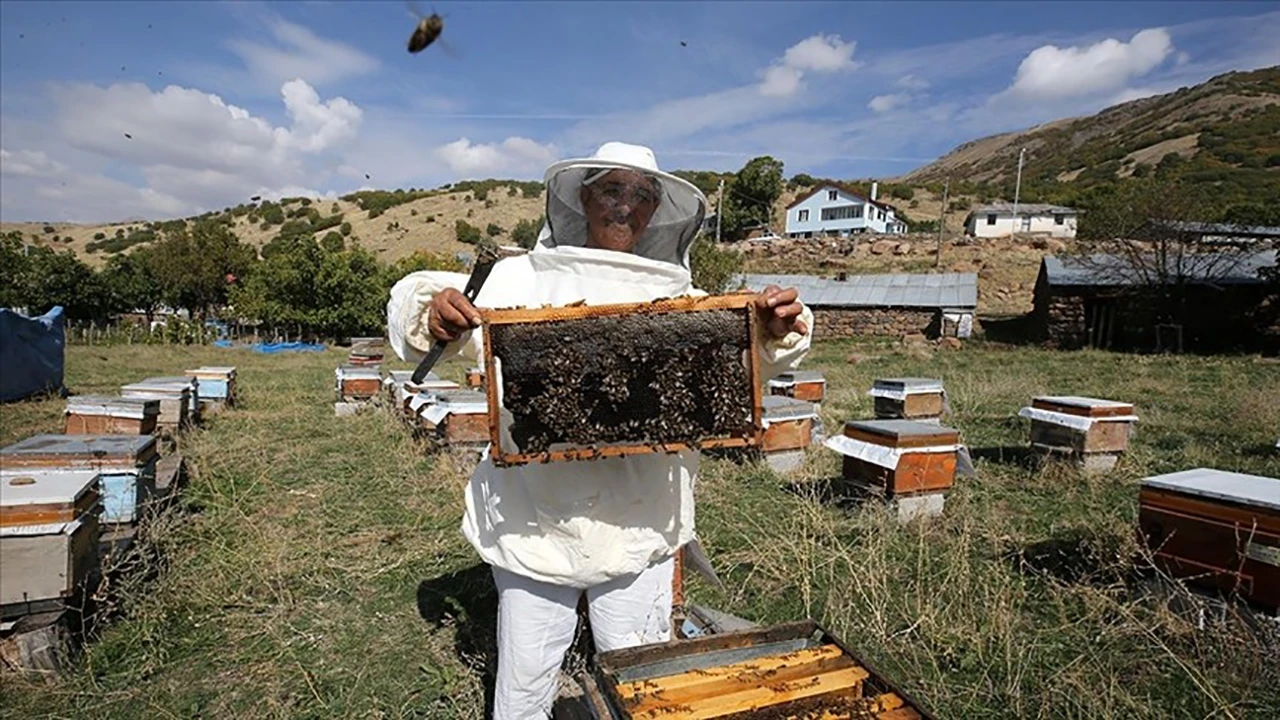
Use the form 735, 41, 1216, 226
1, 339, 1278, 719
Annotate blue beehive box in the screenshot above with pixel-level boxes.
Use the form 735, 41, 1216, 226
0, 434, 159, 526
187, 366, 237, 406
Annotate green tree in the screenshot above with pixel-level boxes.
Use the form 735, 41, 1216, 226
101, 249, 162, 321
0, 232, 31, 309
320, 231, 345, 252
721, 156, 784, 241
20, 247, 108, 320
689, 237, 744, 294
148, 218, 256, 318
790, 173, 817, 187
511, 216, 544, 250
486, 222, 504, 238
340, 221, 352, 237
455, 219, 482, 245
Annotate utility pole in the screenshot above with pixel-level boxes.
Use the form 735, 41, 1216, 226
935, 177, 949, 269
715, 177, 724, 243
1011, 147, 1026, 241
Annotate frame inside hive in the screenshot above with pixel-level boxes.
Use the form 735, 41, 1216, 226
481, 294, 763, 467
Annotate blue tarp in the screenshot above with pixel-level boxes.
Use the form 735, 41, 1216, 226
251, 341, 327, 354
0, 306, 66, 402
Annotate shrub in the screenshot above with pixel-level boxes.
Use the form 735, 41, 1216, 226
485, 223, 504, 238
340, 222, 352, 237
93, 232, 107, 240
510, 216, 543, 249
689, 237, 744, 294
889, 185, 915, 201
42, 225, 56, 234
331, 203, 341, 215
455, 219, 482, 245
300, 198, 312, 206
410, 209, 418, 216
320, 231, 344, 252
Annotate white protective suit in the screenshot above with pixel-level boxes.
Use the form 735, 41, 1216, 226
386, 142, 813, 718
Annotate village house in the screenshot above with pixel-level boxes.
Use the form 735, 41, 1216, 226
965, 203, 1080, 239
784, 182, 908, 239
738, 271, 977, 339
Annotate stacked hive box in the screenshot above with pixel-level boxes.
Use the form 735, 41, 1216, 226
120, 378, 194, 433
416, 389, 490, 447
347, 337, 385, 367
1138, 468, 1279, 613
63, 396, 159, 436
143, 376, 202, 426
768, 370, 826, 404
826, 419, 964, 522
465, 366, 485, 389
760, 395, 820, 473
869, 378, 947, 424
1019, 396, 1138, 473
0, 470, 103, 618
186, 366, 237, 411
334, 365, 383, 416
0, 435, 159, 528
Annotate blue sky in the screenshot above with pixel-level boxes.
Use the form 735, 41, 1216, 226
1, 1, 1277, 223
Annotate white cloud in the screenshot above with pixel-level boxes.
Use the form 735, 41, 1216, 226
435, 137, 558, 177
226, 16, 379, 89
757, 34, 859, 98
896, 74, 931, 91
1005, 28, 1174, 100
0, 148, 66, 177
868, 94, 911, 113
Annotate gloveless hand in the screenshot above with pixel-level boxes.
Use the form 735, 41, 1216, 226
427, 287, 482, 342
755, 285, 808, 339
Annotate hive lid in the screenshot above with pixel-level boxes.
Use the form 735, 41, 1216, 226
0, 434, 158, 466
432, 389, 489, 406
873, 378, 945, 394
762, 395, 818, 422
406, 378, 460, 392
122, 379, 192, 396
65, 395, 160, 417
1, 469, 100, 508
336, 365, 383, 379
0, 517, 86, 538
771, 370, 825, 385
844, 419, 959, 448
188, 366, 236, 377
1141, 468, 1280, 511
1032, 396, 1134, 418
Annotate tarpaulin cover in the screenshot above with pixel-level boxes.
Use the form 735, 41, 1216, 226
0, 306, 65, 402
252, 341, 327, 354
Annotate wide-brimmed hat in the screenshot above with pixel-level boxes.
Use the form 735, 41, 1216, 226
536, 142, 708, 269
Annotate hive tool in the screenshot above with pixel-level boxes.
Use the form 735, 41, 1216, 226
410, 241, 502, 384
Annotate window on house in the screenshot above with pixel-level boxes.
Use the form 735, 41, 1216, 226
820, 205, 862, 221
798, 209, 809, 222
1054, 214, 1065, 225
986, 214, 997, 225
827, 189, 838, 201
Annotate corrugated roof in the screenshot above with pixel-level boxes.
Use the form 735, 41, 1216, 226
973, 203, 1078, 215
738, 272, 978, 309
1041, 251, 1277, 287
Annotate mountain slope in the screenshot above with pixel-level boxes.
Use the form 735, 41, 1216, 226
901, 66, 1280, 211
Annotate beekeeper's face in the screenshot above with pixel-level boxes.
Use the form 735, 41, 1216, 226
579, 169, 661, 253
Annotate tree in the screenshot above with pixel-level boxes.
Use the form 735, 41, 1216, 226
486, 222, 504, 238
511, 216, 544, 250
0, 232, 31, 309
320, 231, 345, 252
148, 218, 257, 318
689, 237, 744, 294
101, 249, 162, 321
455, 219, 482, 245
721, 156, 784, 241
340, 221, 352, 237
20, 247, 108, 320
790, 173, 817, 188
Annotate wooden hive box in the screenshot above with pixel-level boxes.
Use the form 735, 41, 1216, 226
1138, 468, 1280, 613
186, 366, 237, 406
482, 294, 763, 467
0, 435, 159, 526
120, 378, 192, 431
465, 366, 486, 389
869, 378, 946, 421
593, 619, 935, 720
761, 396, 819, 453
347, 337, 385, 366
832, 420, 960, 497
1, 470, 102, 609
144, 376, 202, 425
335, 365, 383, 402
768, 370, 826, 403
64, 395, 159, 436
1024, 396, 1137, 455
416, 390, 491, 445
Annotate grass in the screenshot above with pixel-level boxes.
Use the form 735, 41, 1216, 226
1, 341, 1278, 719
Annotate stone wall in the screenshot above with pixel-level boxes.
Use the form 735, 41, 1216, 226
1041, 294, 1086, 348
811, 307, 939, 340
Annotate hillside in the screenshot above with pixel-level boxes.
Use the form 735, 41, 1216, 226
901, 66, 1280, 216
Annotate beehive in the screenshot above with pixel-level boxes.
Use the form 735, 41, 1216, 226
761, 396, 819, 454
144, 376, 202, 426
768, 370, 826, 403
348, 336, 385, 366
335, 365, 383, 402
63, 395, 159, 436
482, 294, 763, 467
465, 367, 485, 389
120, 378, 192, 431
416, 390, 490, 446
186, 366, 237, 407
1138, 468, 1280, 612
1019, 396, 1137, 465
0, 435, 159, 526
827, 420, 961, 497
593, 620, 934, 720
1, 470, 102, 608
869, 378, 946, 422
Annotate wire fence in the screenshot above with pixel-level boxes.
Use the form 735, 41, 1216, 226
63, 319, 326, 347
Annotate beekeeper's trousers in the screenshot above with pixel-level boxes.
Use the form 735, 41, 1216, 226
491, 556, 675, 720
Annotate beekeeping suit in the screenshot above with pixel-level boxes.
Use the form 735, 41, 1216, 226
387, 142, 813, 718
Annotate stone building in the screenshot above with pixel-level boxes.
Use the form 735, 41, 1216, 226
1032, 252, 1279, 352
738, 272, 978, 340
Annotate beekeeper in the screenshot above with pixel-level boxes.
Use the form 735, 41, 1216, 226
387, 142, 813, 719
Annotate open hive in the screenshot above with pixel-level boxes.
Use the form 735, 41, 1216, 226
0, 435, 159, 526
1138, 468, 1279, 613
868, 379, 946, 422
768, 371, 826, 404
482, 294, 763, 467
827, 420, 961, 498
1, 470, 102, 612
593, 620, 932, 720
415, 389, 490, 446
64, 395, 159, 436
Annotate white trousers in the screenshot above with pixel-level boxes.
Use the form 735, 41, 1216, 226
491, 556, 674, 720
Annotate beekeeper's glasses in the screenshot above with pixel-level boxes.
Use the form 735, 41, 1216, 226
583, 171, 659, 210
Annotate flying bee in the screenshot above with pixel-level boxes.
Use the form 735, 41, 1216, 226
406, 0, 444, 54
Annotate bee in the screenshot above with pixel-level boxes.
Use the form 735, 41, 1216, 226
406, 1, 444, 54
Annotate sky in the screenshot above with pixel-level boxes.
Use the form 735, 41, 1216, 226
1, 1, 1277, 223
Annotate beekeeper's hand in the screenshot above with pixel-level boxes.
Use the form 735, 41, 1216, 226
755, 285, 808, 339
427, 288, 483, 342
